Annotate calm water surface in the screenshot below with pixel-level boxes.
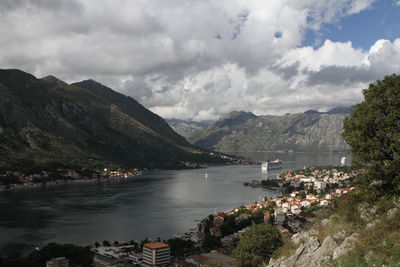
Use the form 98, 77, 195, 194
0, 152, 351, 254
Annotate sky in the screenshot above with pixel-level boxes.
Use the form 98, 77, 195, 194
1, 0, 400, 121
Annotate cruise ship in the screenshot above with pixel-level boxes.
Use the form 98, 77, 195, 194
261, 159, 283, 172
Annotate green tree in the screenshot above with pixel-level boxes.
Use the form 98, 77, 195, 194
206, 259, 223, 267
232, 223, 282, 267
343, 74, 400, 196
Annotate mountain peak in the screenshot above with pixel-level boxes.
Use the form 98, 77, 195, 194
326, 106, 353, 114
41, 75, 68, 86
214, 111, 257, 128
304, 109, 321, 114
222, 111, 257, 119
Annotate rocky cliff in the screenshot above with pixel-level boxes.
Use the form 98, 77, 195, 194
189, 111, 350, 152
268, 196, 400, 266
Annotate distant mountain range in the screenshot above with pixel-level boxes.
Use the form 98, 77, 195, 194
166, 119, 211, 139
0, 69, 227, 170
178, 108, 351, 153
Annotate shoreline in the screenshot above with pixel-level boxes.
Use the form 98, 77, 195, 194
0, 159, 257, 193
0, 164, 354, 258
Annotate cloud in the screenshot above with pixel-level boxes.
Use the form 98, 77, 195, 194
2, 0, 398, 121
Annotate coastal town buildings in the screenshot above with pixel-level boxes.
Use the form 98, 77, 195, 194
87, 166, 355, 267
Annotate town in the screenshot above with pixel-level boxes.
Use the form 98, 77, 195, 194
0, 168, 144, 191
72, 166, 356, 267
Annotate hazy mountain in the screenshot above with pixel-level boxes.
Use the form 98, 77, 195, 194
325, 106, 353, 114
304, 107, 353, 115
189, 111, 349, 152
0, 69, 227, 169
166, 119, 210, 139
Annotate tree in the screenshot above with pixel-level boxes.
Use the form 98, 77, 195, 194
343, 74, 400, 196
232, 223, 282, 267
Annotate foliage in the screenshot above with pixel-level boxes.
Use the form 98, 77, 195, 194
271, 233, 299, 260
206, 259, 223, 267
232, 223, 282, 267
0, 243, 93, 267
202, 235, 222, 251
0, 175, 21, 185
328, 196, 400, 266
343, 74, 400, 196
261, 179, 280, 187
166, 238, 199, 258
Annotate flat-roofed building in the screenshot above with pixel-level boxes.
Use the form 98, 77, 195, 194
143, 242, 170, 267
129, 252, 144, 265
46, 257, 69, 267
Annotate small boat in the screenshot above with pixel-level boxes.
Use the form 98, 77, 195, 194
261, 159, 282, 172
340, 156, 346, 166
205, 172, 208, 179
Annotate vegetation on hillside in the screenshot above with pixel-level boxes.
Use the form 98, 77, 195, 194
0, 243, 93, 267
232, 223, 282, 267
0, 69, 230, 171
343, 74, 400, 197
269, 75, 400, 266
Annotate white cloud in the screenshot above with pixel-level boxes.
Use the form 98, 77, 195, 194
2, 0, 398, 122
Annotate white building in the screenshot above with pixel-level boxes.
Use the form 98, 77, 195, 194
314, 181, 326, 190
320, 199, 330, 206
143, 242, 170, 267
129, 252, 143, 265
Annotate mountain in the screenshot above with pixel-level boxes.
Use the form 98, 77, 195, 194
0, 69, 226, 170
325, 106, 353, 114
188, 111, 349, 152
304, 107, 353, 115
166, 119, 210, 139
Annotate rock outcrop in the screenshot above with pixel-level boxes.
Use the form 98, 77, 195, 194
268, 230, 359, 266
332, 233, 359, 260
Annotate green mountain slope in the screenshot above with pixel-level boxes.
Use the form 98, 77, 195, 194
0, 69, 224, 169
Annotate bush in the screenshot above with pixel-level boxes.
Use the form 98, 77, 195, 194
232, 223, 282, 267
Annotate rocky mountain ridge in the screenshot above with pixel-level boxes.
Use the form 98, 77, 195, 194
188, 110, 350, 152
0, 69, 226, 169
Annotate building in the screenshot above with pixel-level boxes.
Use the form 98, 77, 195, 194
143, 242, 171, 267
93, 254, 120, 267
129, 252, 144, 265
46, 257, 69, 267
274, 208, 286, 225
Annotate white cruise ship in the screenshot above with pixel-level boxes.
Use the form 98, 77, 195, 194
261, 159, 283, 172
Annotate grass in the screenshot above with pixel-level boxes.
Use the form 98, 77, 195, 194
326, 194, 400, 266
271, 192, 400, 266
271, 233, 299, 260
